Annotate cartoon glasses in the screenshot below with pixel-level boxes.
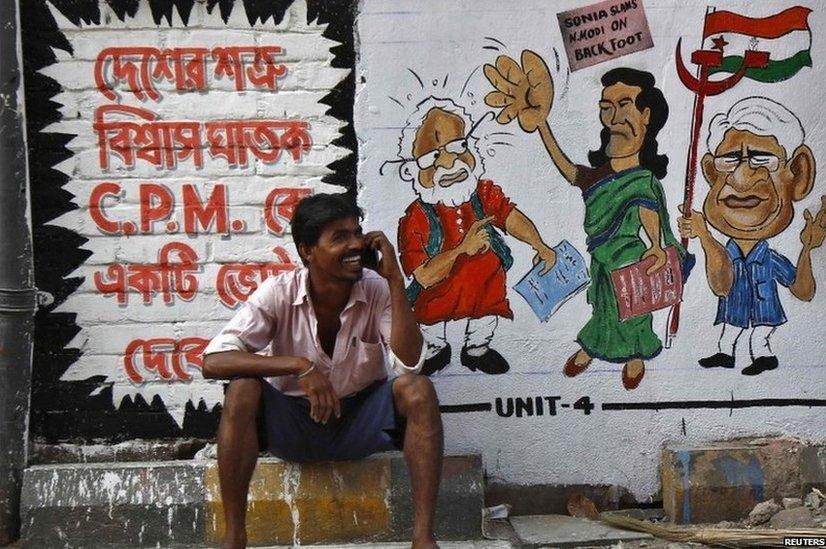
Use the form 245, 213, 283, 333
379, 111, 493, 175
713, 151, 781, 173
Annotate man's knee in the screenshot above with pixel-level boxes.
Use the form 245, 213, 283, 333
221, 378, 262, 423
393, 374, 439, 415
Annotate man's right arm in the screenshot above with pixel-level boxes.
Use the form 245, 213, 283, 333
200, 278, 313, 379
203, 349, 340, 423
201, 351, 309, 379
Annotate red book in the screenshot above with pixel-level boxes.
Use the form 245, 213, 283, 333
611, 246, 683, 320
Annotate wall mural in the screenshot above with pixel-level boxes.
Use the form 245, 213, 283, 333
19, 0, 826, 501
356, 0, 826, 497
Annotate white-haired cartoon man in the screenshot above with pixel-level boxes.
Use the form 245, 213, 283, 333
393, 97, 557, 375
679, 96, 825, 375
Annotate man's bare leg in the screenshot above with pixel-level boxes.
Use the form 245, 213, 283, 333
217, 378, 262, 549
393, 374, 444, 549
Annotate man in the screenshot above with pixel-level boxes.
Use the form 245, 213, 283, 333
394, 97, 557, 376
484, 51, 689, 389
679, 96, 824, 375
202, 194, 441, 549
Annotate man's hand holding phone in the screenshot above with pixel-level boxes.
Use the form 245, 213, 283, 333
363, 231, 404, 285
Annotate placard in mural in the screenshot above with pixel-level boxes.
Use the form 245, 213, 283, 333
557, 0, 654, 71
514, 239, 589, 322
611, 245, 682, 320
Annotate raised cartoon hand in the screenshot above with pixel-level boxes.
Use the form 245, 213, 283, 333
459, 216, 494, 256
677, 205, 709, 239
800, 195, 826, 250
642, 245, 668, 275
484, 50, 554, 133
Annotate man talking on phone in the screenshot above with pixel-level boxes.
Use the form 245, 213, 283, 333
202, 194, 440, 549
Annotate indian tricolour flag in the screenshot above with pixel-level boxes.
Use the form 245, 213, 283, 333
705, 6, 812, 83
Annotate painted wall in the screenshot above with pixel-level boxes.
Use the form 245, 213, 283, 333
20, 0, 826, 502
355, 0, 826, 499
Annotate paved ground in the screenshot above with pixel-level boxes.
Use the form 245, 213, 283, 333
2, 514, 712, 548
233, 541, 705, 548
1, 537, 709, 548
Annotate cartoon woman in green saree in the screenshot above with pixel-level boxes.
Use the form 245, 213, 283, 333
484, 51, 691, 389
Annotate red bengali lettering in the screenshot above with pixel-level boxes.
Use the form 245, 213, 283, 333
264, 187, 312, 235
95, 106, 309, 170
96, 45, 289, 101
152, 47, 209, 94
123, 336, 208, 384
245, 46, 288, 91
216, 246, 296, 308
204, 119, 311, 167
95, 47, 163, 101
94, 105, 202, 171
94, 242, 200, 305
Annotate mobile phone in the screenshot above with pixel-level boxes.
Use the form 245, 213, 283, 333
361, 247, 380, 269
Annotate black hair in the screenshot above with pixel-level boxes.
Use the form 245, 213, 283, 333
588, 67, 669, 179
290, 193, 363, 265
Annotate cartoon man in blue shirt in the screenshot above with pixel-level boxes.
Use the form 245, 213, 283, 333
679, 97, 824, 376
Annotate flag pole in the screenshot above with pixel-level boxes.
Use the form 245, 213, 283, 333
666, 6, 712, 348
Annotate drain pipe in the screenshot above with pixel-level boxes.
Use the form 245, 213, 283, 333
0, 0, 36, 543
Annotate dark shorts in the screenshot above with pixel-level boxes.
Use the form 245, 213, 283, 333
257, 378, 405, 462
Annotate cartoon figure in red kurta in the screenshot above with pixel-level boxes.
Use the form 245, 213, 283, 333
392, 97, 557, 375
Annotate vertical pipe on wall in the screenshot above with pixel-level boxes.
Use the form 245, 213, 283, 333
0, 0, 36, 543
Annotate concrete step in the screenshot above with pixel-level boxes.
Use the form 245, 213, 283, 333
508, 514, 652, 548
20, 453, 483, 548
662, 438, 822, 524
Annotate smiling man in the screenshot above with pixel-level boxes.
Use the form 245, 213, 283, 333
202, 194, 441, 549
395, 97, 556, 376
679, 96, 825, 376
485, 53, 689, 389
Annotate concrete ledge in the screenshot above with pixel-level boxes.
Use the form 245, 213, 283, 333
662, 438, 807, 524
20, 453, 482, 547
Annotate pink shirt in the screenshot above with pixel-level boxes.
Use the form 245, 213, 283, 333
203, 268, 425, 397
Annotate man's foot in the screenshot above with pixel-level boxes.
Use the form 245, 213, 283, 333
622, 360, 645, 390
699, 352, 735, 369
460, 347, 509, 374
421, 344, 451, 376
221, 530, 246, 549
742, 355, 778, 376
563, 349, 592, 377
411, 534, 439, 549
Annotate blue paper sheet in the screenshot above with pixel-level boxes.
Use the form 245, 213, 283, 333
513, 240, 590, 322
